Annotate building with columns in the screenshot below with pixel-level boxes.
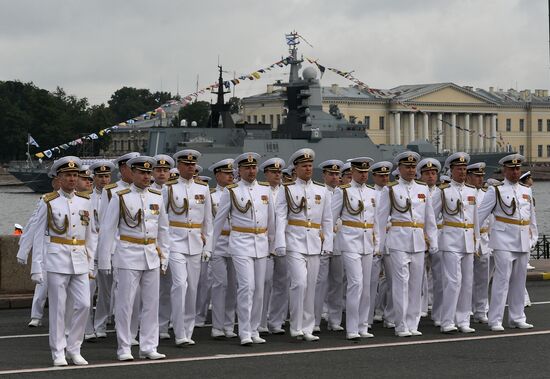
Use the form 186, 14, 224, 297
241, 82, 550, 163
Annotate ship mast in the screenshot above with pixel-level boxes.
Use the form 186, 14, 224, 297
286, 31, 303, 83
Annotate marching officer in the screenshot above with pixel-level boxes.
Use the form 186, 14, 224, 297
282, 165, 294, 184
95, 152, 140, 341
212, 152, 276, 345
367, 161, 393, 327
341, 162, 352, 185
98, 156, 169, 361
258, 157, 288, 335
163, 149, 213, 346
377, 151, 438, 337
77, 166, 93, 193
150, 154, 176, 340
208, 159, 238, 339
478, 154, 538, 331
84, 160, 115, 340
169, 168, 180, 180
432, 153, 479, 334
333, 157, 379, 340
466, 162, 491, 324
314, 159, 345, 333
275, 148, 334, 342
31, 156, 97, 366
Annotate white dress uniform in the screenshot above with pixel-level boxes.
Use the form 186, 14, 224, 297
212, 152, 276, 344
332, 157, 379, 339
275, 149, 334, 340
98, 157, 170, 360
432, 153, 479, 333
377, 151, 438, 337
478, 154, 538, 330
31, 157, 97, 365
162, 149, 213, 345
313, 160, 344, 332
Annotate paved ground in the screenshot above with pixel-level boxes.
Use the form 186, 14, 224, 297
0, 281, 549, 377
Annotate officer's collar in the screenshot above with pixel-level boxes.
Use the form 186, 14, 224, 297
374, 184, 384, 191
59, 189, 74, 199
118, 179, 131, 188
216, 184, 225, 192
152, 182, 163, 190
398, 177, 413, 186
241, 178, 256, 187
351, 179, 366, 188
131, 183, 146, 193
296, 177, 311, 185
94, 186, 102, 195
451, 179, 465, 188
271, 183, 280, 191
504, 178, 519, 188
179, 176, 194, 185
325, 184, 336, 192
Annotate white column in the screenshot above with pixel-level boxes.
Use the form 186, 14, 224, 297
451, 113, 457, 152
478, 114, 484, 152
491, 114, 497, 152
464, 114, 470, 152
437, 113, 443, 153
408, 112, 415, 143
394, 112, 401, 145
423, 113, 429, 141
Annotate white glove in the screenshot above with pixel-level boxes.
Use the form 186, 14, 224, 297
161, 262, 168, 274
31, 273, 43, 284
100, 269, 111, 276
89, 269, 96, 280
428, 247, 438, 255
274, 247, 286, 256
321, 250, 333, 256
201, 251, 212, 262
17, 257, 26, 266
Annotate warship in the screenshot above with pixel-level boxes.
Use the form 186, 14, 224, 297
9, 31, 509, 192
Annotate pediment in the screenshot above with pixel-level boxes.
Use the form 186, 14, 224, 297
409, 85, 493, 105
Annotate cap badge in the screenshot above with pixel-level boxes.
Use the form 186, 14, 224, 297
144, 162, 151, 168
160, 159, 166, 165
362, 162, 368, 168
247, 154, 254, 163
459, 156, 465, 162
427, 162, 433, 168
228, 163, 233, 169
407, 155, 414, 162
68, 161, 75, 168
332, 164, 338, 170
187, 154, 193, 161
101, 165, 106, 171
274, 162, 281, 168
381, 167, 387, 172
304, 152, 310, 159
512, 159, 518, 164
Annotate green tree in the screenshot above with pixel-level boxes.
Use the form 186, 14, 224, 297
108, 87, 173, 123
173, 101, 210, 127
228, 97, 241, 114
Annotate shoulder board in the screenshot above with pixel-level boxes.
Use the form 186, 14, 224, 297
75, 191, 91, 199
493, 182, 503, 187
415, 180, 427, 186
519, 183, 529, 187
165, 179, 178, 186
257, 181, 269, 186
148, 188, 162, 195
226, 183, 238, 189
43, 191, 60, 203
116, 188, 131, 196
366, 184, 374, 189
339, 183, 351, 189
465, 183, 476, 189
104, 183, 118, 191
481, 188, 487, 192
194, 179, 207, 186
313, 180, 325, 187
210, 188, 217, 194
439, 183, 450, 190
283, 181, 296, 186
387, 181, 398, 187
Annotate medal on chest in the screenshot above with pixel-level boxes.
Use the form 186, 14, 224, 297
150, 203, 160, 215
79, 210, 90, 226
315, 194, 321, 204
261, 195, 268, 204
195, 194, 205, 204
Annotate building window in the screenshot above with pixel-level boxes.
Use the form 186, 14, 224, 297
538, 119, 543, 132
519, 119, 524, 132
506, 118, 511, 132
519, 145, 524, 156
364, 116, 370, 129
266, 142, 279, 152
547, 145, 550, 157
269, 114, 274, 126
538, 145, 543, 157
253, 115, 258, 123
261, 115, 266, 124
276, 114, 281, 127
495, 118, 498, 131
379, 116, 385, 130
247, 115, 251, 123
547, 120, 550, 132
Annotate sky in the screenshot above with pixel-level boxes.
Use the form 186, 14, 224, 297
1, 0, 548, 106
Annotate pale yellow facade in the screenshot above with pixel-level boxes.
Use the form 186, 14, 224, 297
242, 83, 550, 163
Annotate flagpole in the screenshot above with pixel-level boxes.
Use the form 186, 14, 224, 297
27, 133, 31, 165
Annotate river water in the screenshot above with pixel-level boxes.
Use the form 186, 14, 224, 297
2, 182, 550, 236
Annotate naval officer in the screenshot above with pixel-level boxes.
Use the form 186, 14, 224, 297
478, 154, 538, 331
258, 157, 288, 335
208, 159, 238, 339
31, 156, 97, 366
212, 152, 276, 345
333, 157, 379, 340
432, 153, 479, 334
163, 149, 213, 346
98, 156, 169, 361
275, 148, 334, 342
314, 159, 345, 333
377, 151, 438, 337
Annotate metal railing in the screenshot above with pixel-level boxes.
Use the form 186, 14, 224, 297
531, 235, 550, 259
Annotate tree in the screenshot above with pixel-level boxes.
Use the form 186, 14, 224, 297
228, 97, 241, 114
173, 101, 210, 128
108, 87, 173, 123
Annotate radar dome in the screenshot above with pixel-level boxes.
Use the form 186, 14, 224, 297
302, 67, 317, 80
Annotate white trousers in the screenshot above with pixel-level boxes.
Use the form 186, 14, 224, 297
115, 268, 159, 356
195, 260, 212, 324
47, 272, 90, 360
158, 266, 172, 334
210, 255, 237, 333
421, 262, 429, 314
390, 250, 424, 333
232, 256, 267, 340
343, 252, 373, 334
472, 253, 490, 318
94, 269, 114, 333
170, 253, 201, 340
429, 252, 444, 324
30, 270, 48, 320
314, 254, 344, 327
260, 257, 274, 329
85, 277, 97, 334
489, 251, 529, 327
441, 251, 474, 328
267, 255, 289, 330
369, 254, 383, 324
381, 254, 395, 323
287, 252, 320, 335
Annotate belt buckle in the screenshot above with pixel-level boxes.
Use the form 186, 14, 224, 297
412, 221, 417, 228
363, 222, 368, 229
255, 228, 260, 234
144, 238, 150, 245
521, 220, 527, 226
307, 221, 311, 228
72, 238, 77, 245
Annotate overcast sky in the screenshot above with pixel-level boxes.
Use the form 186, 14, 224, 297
1, 0, 548, 106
